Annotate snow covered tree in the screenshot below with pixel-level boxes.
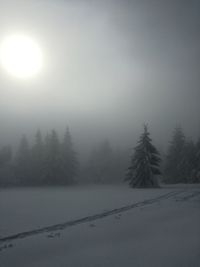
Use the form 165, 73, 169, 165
60, 127, 78, 184
164, 126, 185, 183
126, 125, 161, 188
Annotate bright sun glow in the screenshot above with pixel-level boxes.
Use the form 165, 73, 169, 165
0, 34, 43, 79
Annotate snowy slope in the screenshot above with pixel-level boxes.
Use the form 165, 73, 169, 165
0, 185, 176, 236
0, 185, 200, 267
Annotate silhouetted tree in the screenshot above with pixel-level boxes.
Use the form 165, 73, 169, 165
15, 135, 31, 185
0, 145, 14, 186
192, 138, 200, 183
164, 126, 185, 183
43, 130, 63, 185
178, 140, 196, 183
126, 125, 161, 188
31, 130, 45, 185
86, 140, 115, 183
61, 127, 78, 184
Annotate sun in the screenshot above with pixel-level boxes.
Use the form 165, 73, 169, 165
0, 34, 43, 79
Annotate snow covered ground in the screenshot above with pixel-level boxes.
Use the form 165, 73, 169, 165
0, 184, 200, 267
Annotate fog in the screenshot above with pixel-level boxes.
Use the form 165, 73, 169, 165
0, 3, 200, 265
0, 0, 200, 157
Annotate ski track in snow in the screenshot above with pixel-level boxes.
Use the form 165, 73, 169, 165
175, 190, 200, 201
0, 189, 190, 244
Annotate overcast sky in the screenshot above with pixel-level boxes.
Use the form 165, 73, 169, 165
0, 0, 200, 156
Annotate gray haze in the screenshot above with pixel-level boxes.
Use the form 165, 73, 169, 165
0, 0, 200, 158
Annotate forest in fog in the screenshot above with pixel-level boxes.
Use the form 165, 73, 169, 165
0, 124, 200, 187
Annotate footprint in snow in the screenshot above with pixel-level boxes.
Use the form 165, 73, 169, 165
0, 243, 13, 251
55, 232, 61, 237
47, 232, 61, 238
47, 233, 54, 238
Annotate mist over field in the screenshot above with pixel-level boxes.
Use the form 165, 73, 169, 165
0, 0, 200, 155
0, 1, 200, 267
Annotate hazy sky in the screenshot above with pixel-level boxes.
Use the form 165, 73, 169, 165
0, 0, 200, 155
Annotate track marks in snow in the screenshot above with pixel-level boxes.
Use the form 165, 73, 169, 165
175, 191, 200, 202
0, 190, 186, 245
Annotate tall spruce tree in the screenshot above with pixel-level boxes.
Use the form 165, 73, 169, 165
0, 146, 13, 186
61, 127, 78, 184
43, 130, 63, 185
31, 130, 44, 185
15, 135, 31, 185
165, 126, 185, 183
192, 138, 200, 183
126, 125, 161, 188
178, 140, 196, 183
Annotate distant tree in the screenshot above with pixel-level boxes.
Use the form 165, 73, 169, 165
111, 147, 129, 182
86, 140, 115, 183
15, 135, 31, 185
164, 126, 185, 183
126, 125, 161, 188
178, 140, 196, 183
0, 146, 12, 167
31, 130, 45, 185
43, 130, 63, 185
0, 145, 14, 186
61, 127, 78, 184
191, 138, 200, 183
1, 126, 80, 187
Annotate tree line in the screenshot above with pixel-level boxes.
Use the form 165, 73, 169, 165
164, 126, 200, 184
0, 125, 200, 187
0, 127, 78, 186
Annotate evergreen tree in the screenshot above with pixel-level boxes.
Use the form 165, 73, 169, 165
43, 130, 63, 185
0, 145, 14, 186
126, 125, 161, 188
164, 126, 185, 183
15, 135, 31, 185
86, 140, 114, 183
192, 138, 200, 183
31, 130, 45, 185
178, 140, 196, 183
61, 127, 78, 184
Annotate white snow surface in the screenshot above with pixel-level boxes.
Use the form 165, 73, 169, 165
0, 184, 200, 267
